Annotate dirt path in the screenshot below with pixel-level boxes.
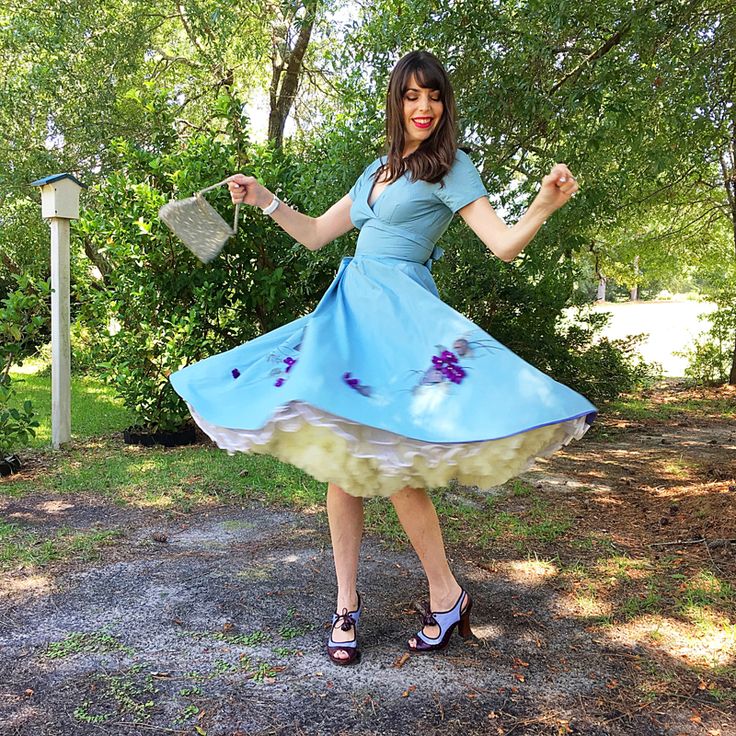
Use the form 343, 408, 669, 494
0, 380, 734, 736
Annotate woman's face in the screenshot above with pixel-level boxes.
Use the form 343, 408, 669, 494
401, 73, 443, 152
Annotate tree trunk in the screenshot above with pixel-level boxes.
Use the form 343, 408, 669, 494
596, 275, 606, 302
722, 122, 736, 384
267, 1, 318, 148
629, 255, 639, 301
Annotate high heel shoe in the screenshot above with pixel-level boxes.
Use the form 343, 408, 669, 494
327, 592, 362, 665
408, 588, 473, 652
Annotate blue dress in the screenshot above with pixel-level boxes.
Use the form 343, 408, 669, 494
170, 150, 598, 498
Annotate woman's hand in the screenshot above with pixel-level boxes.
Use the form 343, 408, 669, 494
534, 163, 579, 214
227, 174, 273, 210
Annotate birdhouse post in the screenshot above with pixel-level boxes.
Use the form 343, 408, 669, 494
30, 174, 87, 449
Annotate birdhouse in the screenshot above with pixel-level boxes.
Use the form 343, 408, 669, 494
30, 173, 87, 220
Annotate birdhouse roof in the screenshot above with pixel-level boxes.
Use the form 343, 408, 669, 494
30, 173, 87, 189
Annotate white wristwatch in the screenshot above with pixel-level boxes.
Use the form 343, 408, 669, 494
261, 195, 280, 215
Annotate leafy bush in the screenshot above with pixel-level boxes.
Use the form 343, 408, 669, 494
74, 133, 358, 431
0, 274, 49, 453
675, 300, 736, 386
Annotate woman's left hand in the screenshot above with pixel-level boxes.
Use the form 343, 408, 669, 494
535, 163, 579, 213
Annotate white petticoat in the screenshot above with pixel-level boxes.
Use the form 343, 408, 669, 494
188, 400, 591, 498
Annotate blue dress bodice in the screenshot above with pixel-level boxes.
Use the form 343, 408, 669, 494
348, 150, 490, 271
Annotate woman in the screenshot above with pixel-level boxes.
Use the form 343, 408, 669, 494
169, 50, 596, 666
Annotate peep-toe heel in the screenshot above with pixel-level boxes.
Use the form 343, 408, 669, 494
327, 592, 362, 666
408, 588, 473, 652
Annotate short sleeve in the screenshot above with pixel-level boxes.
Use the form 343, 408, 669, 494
434, 149, 489, 213
348, 169, 363, 201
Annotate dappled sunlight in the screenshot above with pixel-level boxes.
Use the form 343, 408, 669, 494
595, 555, 653, 582
280, 553, 300, 563
133, 495, 176, 509
500, 557, 559, 585
604, 612, 735, 669
467, 622, 504, 640
9, 357, 47, 375
0, 573, 52, 598
35, 500, 75, 514
571, 592, 613, 618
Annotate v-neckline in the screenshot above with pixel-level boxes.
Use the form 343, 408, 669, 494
366, 157, 400, 212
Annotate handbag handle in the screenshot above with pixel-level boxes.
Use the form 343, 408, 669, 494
197, 177, 241, 235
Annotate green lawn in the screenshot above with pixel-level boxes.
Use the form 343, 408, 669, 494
8, 368, 136, 446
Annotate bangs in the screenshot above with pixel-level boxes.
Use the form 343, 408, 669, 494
402, 63, 445, 94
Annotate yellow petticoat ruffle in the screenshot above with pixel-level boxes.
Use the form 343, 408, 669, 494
187, 400, 591, 498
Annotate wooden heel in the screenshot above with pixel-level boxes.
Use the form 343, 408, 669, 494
458, 597, 473, 639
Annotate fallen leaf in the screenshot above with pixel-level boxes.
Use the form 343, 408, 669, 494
514, 673, 525, 682
513, 657, 529, 667
24, 689, 33, 697
393, 652, 410, 668
401, 685, 417, 697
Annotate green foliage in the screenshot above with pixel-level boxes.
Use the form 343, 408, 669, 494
0, 274, 51, 369
0, 275, 49, 453
0, 394, 39, 456
75, 132, 357, 431
676, 299, 736, 386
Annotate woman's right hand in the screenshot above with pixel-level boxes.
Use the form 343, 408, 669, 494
227, 174, 273, 209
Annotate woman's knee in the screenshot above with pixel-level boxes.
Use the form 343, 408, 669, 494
389, 484, 427, 506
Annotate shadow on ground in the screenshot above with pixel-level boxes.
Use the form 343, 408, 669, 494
1, 491, 731, 736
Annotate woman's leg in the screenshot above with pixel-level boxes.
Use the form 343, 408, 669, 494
389, 485, 468, 648
326, 481, 363, 660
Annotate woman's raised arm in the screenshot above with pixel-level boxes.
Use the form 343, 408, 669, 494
458, 163, 579, 263
228, 174, 354, 251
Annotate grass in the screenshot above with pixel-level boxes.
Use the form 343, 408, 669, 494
603, 392, 736, 423
8, 365, 136, 446
45, 629, 135, 659
3, 438, 327, 509
0, 519, 124, 571
73, 663, 159, 724
363, 483, 574, 551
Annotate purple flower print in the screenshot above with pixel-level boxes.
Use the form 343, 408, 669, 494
343, 371, 372, 397
430, 348, 467, 385
412, 333, 503, 394
414, 340, 473, 393
270, 353, 299, 387
231, 368, 241, 379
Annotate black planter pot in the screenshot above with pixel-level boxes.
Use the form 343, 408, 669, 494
0, 454, 22, 477
123, 425, 197, 448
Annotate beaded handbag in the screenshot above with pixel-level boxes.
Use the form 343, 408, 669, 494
158, 177, 240, 264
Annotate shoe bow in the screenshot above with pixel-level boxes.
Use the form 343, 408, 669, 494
415, 601, 437, 628
335, 608, 355, 632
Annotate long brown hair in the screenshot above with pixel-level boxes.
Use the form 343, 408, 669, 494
373, 50, 460, 188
